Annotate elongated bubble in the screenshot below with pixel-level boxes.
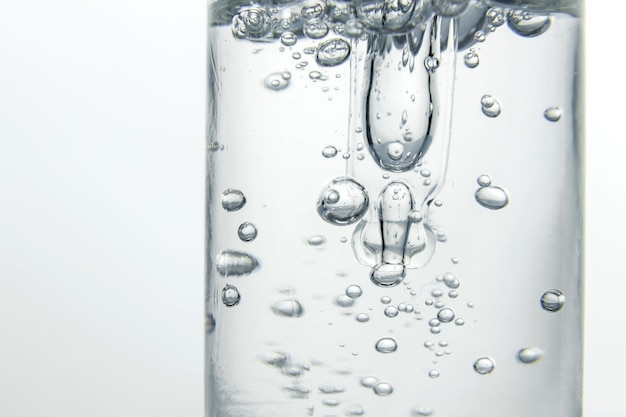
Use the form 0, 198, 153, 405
216, 250, 259, 276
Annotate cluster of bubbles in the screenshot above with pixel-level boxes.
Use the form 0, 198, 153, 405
474, 174, 510, 210
360, 375, 393, 396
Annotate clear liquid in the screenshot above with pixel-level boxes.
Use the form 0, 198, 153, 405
206, 1, 583, 416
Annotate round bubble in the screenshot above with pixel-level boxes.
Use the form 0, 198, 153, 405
464, 50, 479, 68
304, 19, 329, 39
487, 7, 505, 27
322, 145, 338, 158
541, 289, 565, 312
375, 337, 398, 353
360, 376, 379, 388
371, 263, 405, 287
307, 235, 326, 246
316, 177, 369, 225
380, 296, 392, 304
238, 222, 258, 242
428, 369, 440, 378
356, 313, 370, 322
443, 272, 460, 288
221, 189, 246, 211
316, 38, 351, 67
280, 31, 298, 46
477, 174, 492, 187
437, 307, 455, 323
346, 285, 363, 298
232, 7, 273, 39
473, 357, 495, 374
221, 284, 241, 307
301, 1, 326, 20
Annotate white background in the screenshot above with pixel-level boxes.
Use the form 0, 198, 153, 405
0, 1, 622, 416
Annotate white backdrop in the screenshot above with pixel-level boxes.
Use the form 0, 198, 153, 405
0, 1, 622, 416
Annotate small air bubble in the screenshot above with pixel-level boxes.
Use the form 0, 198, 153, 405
477, 174, 492, 187
346, 285, 363, 298
464, 50, 479, 68
437, 307, 455, 323
373, 382, 393, 396
280, 31, 298, 46
356, 313, 370, 322
375, 337, 398, 354
272, 299, 304, 317
238, 222, 258, 242
221, 284, 241, 307
360, 376, 378, 388
517, 347, 544, 364
455, 318, 465, 326
307, 235, 326, 246
384, 305, 399, 318
474, 31, 486, 42
221, 189, 246, 211
428, 369, 440, 378
381, 296, 392, 304
336, 294, 355, 307
544, 107, 562, 122
264, 72, 290, 90
322, 145, 338, 158
541, 289, 565, 312
473, 357, 495, 375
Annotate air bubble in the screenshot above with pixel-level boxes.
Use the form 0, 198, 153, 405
345, 19, 365, 37
317, 177, 369, 225
475, 185, 509, 210
336, 294, 356, 307
371, 264, 405, 287
316, 38, 351, 67
429, 318, 441, 327
301, 1, 325, 20
474, 31, 486, 42
434, 301, 444, 308
386, 142, 405, 161
280, 31, 298, 46
232, 7, 273, 40
424, 341, 434, 349
508, 11, 551, 37
304, 19, 329, 39
308, 235, 326, 246
473, 357, 495, 375
381, 296, 392, 304
430, 326, 441, 334
356, 313, 370, 322
221, 284, 241, 307
425, 299, 434, 306
481, 95, 501, 117
437, 307, 455, 323
238, 222, 258, 242
346, 285, 363, 298
309, 70, 322, 80
322, 398, 340, 406
477, 174, 492, 187
420, 169, 431, 178
221, 189, 246, 211
540, 289, 565, 312
373, 382, 393, 396
360, 376, 378, 388
455, 318, 465, 326
216, 250, 259, 276
434, 200, 443, 207
544, 107, 562, 122
517, 347, 544, 364
375, 337, 398, 353
292, 52, 301, 59
464, 50, 479, 68
264, 72, 290, 91
272, 299, 304, 317
443, 272, 460, 288
431, 289, 443, 298
424, 56, 440, 73
428, 369, 440, 378
448, 290, 458, 298
487, 8, 505, 27
322, 146, 338, 158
